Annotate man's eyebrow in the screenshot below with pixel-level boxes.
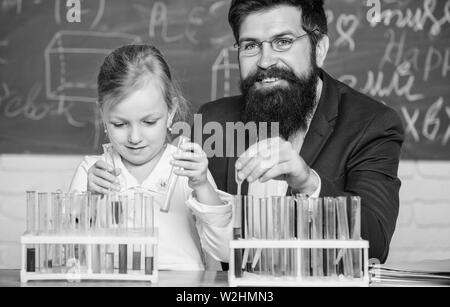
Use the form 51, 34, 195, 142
239, 31, 299, 42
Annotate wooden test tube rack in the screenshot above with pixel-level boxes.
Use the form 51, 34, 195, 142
20, 229, 158, 283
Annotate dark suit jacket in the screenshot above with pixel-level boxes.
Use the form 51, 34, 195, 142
197, 69, 404, 264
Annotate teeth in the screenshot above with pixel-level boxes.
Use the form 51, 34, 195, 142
262, 78, 279, 83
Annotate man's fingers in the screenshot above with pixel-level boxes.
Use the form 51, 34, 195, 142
260, 162, 291, 182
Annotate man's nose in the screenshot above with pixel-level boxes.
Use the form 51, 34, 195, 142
257, 42, 278, 70
128, 126, 143, 144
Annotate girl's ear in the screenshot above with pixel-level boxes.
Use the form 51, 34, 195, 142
167, 102, 178, 128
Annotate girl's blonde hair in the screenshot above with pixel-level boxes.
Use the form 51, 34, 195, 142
97, 44, 190, 125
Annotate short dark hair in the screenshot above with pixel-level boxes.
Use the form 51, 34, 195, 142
228, 0, 328, 48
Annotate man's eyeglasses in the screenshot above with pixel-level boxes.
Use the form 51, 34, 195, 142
234, 30, 319, 57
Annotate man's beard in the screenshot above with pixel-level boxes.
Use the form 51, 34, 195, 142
240, 63, 319, 140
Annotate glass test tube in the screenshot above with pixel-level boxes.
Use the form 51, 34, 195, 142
144, 195, 154, 275
336, 197, 354, 278
250, 197, 261, 274
104, 193, 117, 273
324, 197, 337, 277
38, 192, 50, 272
89, 193, 102, 273
161, 136, 189, 213
26, 191, 37, 272
257, 198, 269, 276
118, 194, 128, 274
78, 193, 89, 273
350, 196, 362, 278
271, 196, 283, 277
242, 196, 253, 272
132, 193, 144, 271
310, 198, 324, 277
286, 197, 297, 277
233, 195, 243, 278
296, 196, 310, 278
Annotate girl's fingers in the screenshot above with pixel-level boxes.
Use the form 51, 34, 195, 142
88, 182, 111, 195
93, 167, 119, 183
170, 160, 199, 171
92, 176, 120, 192
173, 169, 198, 177
95, 160, 114, 173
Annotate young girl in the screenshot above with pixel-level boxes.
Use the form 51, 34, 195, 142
69, 45, 232, 271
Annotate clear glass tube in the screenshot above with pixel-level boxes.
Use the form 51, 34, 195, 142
232, 195, 243, 278
242, 196, 253, 272
257, 198, 268, 276
324, 197, 337, 277
161, 136, 189, 213
271, 196, 283, 277
296, 195, 310, 278
26, 191, 37, 272
286, 197, 296, 277
89, 193, 102, 273
132, 193, 144, 270
144, 195, 154, 275
350, 196, 362, 278
336, 196, 354, 278
38, 192, 49, 272
310, 197, 324, 277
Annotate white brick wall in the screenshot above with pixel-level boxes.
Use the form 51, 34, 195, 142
0, 155, 449, 269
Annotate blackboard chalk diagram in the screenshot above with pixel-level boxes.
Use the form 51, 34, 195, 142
211, 47, 239, 101
45, 31, 141, 104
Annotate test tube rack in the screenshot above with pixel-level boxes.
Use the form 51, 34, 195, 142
20, 230, 158, 283
228, 239, 369, 287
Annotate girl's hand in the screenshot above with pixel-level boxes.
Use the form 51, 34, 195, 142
87, 160, 122, 195
171, 142, 208, 190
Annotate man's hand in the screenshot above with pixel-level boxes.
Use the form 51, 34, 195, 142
235, 137, 319, 195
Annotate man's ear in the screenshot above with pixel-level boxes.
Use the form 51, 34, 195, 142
315, 35, 329, 68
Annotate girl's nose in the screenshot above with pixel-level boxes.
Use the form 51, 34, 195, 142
128, 126, 143, 144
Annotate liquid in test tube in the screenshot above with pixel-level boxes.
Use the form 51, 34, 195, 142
324, 197, 337, 277
350, 196, 362, 278
26, 191, 37, 272
233, 195, 243, 278
144, 195, 154, 275
132, 193, 144, 270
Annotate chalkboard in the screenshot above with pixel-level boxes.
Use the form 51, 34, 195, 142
0, 0, 449, 159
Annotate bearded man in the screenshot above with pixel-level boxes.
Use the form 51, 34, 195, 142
197, 0, 404, 264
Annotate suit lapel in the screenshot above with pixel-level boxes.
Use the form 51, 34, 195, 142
300, 69, 339, 166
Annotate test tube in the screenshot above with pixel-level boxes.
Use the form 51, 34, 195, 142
38, 192, 50, 272
350, 196, 362, 278
286, 197, 297, 277
310, 197, 324, 277
232, 195, 243, 278
271, 196, 283, 277
296, 195, 310, 278
242, 196, 253, 272
144, 195, 154, 275
161, 136, 189, 213
254, 198, 268, 276
132, 193, 144, 270
89, 193, 102, 273
118, 194, 128, 274
26, 191, 37, 272
324, 197, 337, 277
78, 193, 89, 273
336, 197, 354, 278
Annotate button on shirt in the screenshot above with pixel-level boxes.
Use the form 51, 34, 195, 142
69, 144, 233, 271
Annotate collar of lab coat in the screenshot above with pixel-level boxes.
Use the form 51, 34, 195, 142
104, 143, 178, 196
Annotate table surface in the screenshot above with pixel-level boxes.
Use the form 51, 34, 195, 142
1, 267, 449, 287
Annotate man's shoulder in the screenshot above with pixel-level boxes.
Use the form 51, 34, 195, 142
333, 75, 401, 124
198, 95, 243, 120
